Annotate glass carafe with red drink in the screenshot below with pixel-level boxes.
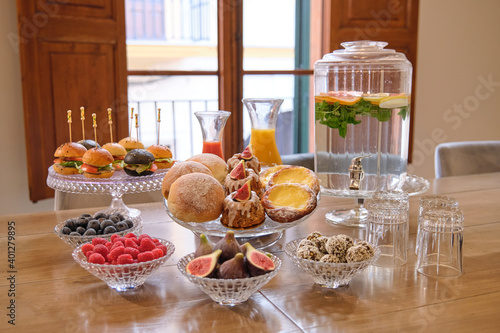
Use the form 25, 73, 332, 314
195, 111, 231, 160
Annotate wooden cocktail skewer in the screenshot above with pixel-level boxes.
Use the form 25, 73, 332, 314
157, 108, 161, 145
92, 113, 98, 144
67, 110, 72, 142
107, 108, 113, 143
129, 107, 134, 137
80, 106, 85, 140
135, 113, 139, 149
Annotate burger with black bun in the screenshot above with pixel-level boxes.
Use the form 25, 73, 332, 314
77, 139, 101, 150
53, 142, 87, 175
118, 137, 144, 152
123, 149, 157, 176
102, 142, 127, 170
146, 144, 174, 169
80, 148, 115, 178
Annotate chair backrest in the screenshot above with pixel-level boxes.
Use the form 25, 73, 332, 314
434, 141, 500, 178
281, 153, 315, 170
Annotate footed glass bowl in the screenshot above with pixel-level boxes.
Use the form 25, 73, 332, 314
54, 217, 142, 248
285, 239, 380, 289
177, 253, 281, 305
72, 238, 175, 291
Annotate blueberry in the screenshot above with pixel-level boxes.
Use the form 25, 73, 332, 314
64, 219, 77, 231
109, 215, 121, 223
103, 226, 117, 234
100, 219, 114, 229
61, 227, 72, 235
76, 227, 86, 235
76, 217, 89, 228
116, 213, 125, 220
83, 228, 97, 236
69, 232, 80, 236
115, 221, 128, 232
123, 219, 134, 228
87, 220, 100, 231
80, 213, 92, 219
94, 212, 108, 219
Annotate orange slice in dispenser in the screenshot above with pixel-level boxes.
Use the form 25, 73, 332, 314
317, 92, 361, 105
379, 94, 409, 108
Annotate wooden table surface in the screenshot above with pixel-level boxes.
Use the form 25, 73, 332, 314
1, 172, 500, 332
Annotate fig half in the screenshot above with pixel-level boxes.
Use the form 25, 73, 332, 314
186, 249, 222, 278
242, 242, 276, 277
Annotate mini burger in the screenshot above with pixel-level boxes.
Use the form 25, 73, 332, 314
53, 142, 87, 175
102, 142, 127, 170
146, 144, 174, 169
123, 149, 157, 176
77, 139, 101, 150
118, 137, 144, 152
80, 148, 115, 178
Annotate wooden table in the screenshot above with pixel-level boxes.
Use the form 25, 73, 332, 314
1, 173, 500, 332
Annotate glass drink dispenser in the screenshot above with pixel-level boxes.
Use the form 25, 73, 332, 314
314, 41, 412, 226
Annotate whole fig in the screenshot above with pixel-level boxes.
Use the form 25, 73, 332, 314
194, 234, 213, 258
213, 231, 242, 263
218, 253, 249, 279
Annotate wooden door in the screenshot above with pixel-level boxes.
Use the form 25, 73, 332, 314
17, 0, 128, 202
321, 0, 419, 160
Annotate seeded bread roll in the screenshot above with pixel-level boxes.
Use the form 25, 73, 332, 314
186, 153, 228, 184
167, 173, 225, 222
161, 161, 213, 199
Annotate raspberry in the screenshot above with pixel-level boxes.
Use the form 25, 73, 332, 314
152, 248, 164, 259
125, 233, 137, 239
88, 253, 106, 264
105, 242, 113, 250
125, 238, 139, 249
156, 244, 168, 256
93, 244, 109, 258
137, 251, 155, 263
138, 234, 152, 243
117, 254, 134, 265
152, 238, 160, 244
110, 234, 120, 242
108, 247, 125, 261
91, 237, 107, 246
85, 251, 95, 259
139, 238, 156, 252
124, 247, 140, 259
110, 242, 124, 251
81, 243, 94, 255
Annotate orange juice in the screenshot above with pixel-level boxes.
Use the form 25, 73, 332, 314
250, 128, 282, 166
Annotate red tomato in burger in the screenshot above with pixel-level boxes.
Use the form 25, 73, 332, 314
150, 163, 158, 172
81, 164, 99, 173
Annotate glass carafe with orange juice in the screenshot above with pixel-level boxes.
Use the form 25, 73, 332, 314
243, 98, 283, 167
195, 111, 231, 160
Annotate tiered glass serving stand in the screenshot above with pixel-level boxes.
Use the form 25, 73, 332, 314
163, 194, 320, 249
47, 167, 169, 221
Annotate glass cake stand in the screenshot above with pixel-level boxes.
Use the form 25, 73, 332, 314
322, 174, 430, 228
47, 167, 168, 220
163, 194, 320, 249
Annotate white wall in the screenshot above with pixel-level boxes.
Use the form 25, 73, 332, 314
410, 0, 500, 178
2, 0, 500, 216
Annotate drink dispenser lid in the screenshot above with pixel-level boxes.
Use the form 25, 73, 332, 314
315, 40, 411, 69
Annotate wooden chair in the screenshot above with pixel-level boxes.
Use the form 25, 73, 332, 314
434, 141, 500, 178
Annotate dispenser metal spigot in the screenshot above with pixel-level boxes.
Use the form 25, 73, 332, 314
349, 155, 371, 190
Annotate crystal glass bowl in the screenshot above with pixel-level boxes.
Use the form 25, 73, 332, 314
72, 238, 175, 291
177, 253, 281, 305
285, 238, 379, 288
54, 217, 142, 248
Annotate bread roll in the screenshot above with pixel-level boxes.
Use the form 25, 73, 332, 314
161, 161, 213, 199
186, 153, 228, 184
167, 173, 225, 222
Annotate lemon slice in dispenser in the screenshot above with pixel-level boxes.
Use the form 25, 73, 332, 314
379, 94, 409, 108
